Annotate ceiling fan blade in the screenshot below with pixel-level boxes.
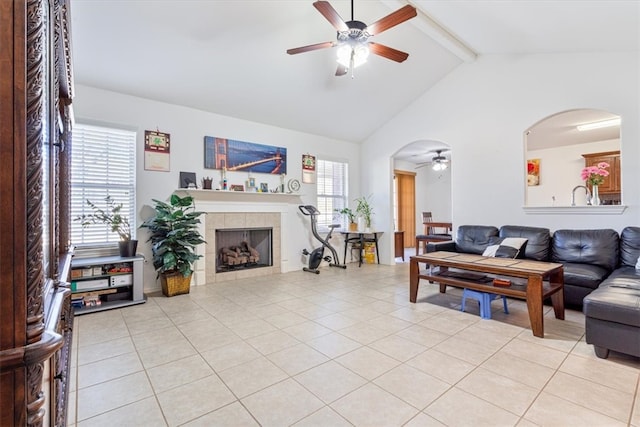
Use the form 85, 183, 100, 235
313, 1, 349, 32
335, 64, 348, 76
366, 5, 417, 36
287, 41, 336, 55
369, 42, 409, 63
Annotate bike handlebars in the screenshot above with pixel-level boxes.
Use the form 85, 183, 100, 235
298, 205, 320, 216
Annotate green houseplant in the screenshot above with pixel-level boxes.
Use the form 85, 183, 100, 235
335, 207, 358, 231
75, 196, 137, 257
140, 194, 206, 296
355, 195, 374, 230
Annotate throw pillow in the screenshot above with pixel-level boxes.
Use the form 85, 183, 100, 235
482, 237, 528, 259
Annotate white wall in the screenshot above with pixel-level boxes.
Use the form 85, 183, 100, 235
74, 85, 361, 292
526, 139, 619, 206
363, 52, 640, 265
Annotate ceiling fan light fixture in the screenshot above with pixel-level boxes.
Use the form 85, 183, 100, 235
287, 1, 416, 76
336, 42, 369, 69
432, 161, 447, 171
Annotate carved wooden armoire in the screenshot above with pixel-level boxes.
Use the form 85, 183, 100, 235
0, 0, 74, 425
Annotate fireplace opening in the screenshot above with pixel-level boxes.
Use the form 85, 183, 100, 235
216, 227, 273, 272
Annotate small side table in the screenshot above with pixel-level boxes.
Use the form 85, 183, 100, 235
340, 231, 382, 267
394, 231, 405, 261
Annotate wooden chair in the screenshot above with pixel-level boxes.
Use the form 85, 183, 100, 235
415, 212, 452, 255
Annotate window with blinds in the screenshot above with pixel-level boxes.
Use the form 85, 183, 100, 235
70, 123, 136, 246
316, 159, 349, 229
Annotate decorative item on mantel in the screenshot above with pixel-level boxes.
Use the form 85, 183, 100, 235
221, 167, 228, 190
581, 162, 609, 206
179, 171, 197, 189
280, 173, 286, 193
202, 177, 212, 189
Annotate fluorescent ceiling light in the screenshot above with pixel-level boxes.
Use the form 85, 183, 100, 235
576, 118, 621, 131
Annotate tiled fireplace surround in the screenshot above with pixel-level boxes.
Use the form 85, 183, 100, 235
204, 212, 281, 283
188, 192, 294, 285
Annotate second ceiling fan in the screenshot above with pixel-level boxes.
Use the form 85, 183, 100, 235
416, 150, 450, 171
287, 0, 417, 76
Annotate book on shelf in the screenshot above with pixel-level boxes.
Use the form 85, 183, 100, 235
73, 288, 117, 299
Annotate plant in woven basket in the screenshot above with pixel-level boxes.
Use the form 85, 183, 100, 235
140, 194, 205, 295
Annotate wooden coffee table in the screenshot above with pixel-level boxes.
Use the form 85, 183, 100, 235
410, 251, 564, 338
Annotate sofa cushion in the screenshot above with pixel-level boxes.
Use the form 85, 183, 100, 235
483, 237, 528, 259
454, 225, 499, 255
584, 266, 640, 327
562, 262, 610, 290
619, 226, 640, 268
499, 225, 550, 261
551, 229, 619, 271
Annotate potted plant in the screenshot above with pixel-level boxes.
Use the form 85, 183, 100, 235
140, 194, 206, 297
355, 195, 374, 231
335, 207, 358, 231
76, 196, 137, 257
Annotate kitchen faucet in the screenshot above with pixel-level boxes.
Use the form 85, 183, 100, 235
571, 185, 592, 206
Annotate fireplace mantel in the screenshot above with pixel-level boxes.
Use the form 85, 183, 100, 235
175, 189, 301, 204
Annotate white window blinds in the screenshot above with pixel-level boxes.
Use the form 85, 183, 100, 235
70, 123, 136, 245
316, 159, 349, 229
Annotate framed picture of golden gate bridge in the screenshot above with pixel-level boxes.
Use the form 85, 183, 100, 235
204, 136, 287, 175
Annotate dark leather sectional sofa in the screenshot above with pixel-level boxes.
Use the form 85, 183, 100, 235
427, 225, 640, 359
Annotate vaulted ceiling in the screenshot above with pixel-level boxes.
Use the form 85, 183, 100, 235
70, 1, 639, 146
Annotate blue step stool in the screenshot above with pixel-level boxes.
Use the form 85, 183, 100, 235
461, 288, 509, 319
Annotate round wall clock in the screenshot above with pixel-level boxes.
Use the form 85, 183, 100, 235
288, 179, 301, 193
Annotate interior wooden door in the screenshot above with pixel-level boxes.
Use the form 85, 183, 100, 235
395, 170, 416, 247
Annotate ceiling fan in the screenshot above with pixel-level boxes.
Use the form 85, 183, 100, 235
287, 0, 417, 77
415, 150, 450, 171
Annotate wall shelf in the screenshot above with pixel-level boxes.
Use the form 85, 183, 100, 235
523, 205, 627, 215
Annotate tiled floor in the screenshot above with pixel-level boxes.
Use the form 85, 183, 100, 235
68, 255, 640, 426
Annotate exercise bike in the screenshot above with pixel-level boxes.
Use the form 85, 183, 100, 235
299, 205, 346, 274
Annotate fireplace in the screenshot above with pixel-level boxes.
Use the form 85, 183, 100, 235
204, 211, 282, 283
216, 227, 273, 272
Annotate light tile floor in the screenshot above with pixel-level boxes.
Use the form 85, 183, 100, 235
68, 255, 640, 426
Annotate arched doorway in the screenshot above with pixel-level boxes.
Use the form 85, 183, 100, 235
392, 140, 452, 259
